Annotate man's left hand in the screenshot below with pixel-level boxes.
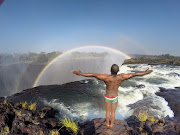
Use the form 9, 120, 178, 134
72, 70, 81, 75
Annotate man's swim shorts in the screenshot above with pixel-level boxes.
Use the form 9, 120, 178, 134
104, 95, 118, 103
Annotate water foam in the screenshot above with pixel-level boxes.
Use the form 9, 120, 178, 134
42, 99, 80, 119
42, 98, 109, 121
43, 64, 179, 120
117, 64, 179, 118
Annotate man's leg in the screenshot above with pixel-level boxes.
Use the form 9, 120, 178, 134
105, 101, 111, 127
110, 101, 118, 127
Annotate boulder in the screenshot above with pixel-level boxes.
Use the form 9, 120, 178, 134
41, 106, 59, 118
126, 115, 140, 129
156, 88, 180, 118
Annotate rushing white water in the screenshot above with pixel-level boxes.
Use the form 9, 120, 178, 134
41, 64, 180, 121
116, 64, 179, 118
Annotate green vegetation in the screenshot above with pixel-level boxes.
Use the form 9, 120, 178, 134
20, 101, 28, 109
0, 51, 110, 64
0, 51, 61, 64
32, 120, 40, 125
16, 111, 22, 117
136, 111, 148, 122
0, 126, 9, 135
124, 54, 180, 66
40, 112, 46, 118
158, 118, 165, 126
49, 130, 59, 135
1, 52, 180, 65
150, 117, 156, 122
3, 100, 12, 107
136, 111, 149, 133
19, 101, 37, 111
28, 102, 37, 111
139, 127, 143, 131
3, 100, 8, 105
141, 132, 148, 135
60, 117, 78, 135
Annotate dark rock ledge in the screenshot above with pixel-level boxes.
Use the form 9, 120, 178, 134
156, 87, 180, 118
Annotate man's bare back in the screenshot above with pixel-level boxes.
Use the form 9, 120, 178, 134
102, 74, 124, 97
72, 64, 153, 127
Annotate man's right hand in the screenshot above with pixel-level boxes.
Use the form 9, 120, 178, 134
145, 68, 153, 74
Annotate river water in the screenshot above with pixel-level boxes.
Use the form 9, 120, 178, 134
39, 64, 180, 121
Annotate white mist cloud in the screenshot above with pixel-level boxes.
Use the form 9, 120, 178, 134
109, 36, 149, 55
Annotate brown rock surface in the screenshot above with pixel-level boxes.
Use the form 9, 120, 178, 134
0, 99, 180, 135
80, 118, 129, 135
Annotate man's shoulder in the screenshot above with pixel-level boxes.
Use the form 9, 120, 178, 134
96, 74, 110, 81
96, 73, 110, 78
117, 73, 126, 79
103, 74, 110, 77
118, 73, 125, 76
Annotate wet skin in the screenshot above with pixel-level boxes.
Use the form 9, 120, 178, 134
72, 68, 153, 127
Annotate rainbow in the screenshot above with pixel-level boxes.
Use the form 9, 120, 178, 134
33, 45, 131, 87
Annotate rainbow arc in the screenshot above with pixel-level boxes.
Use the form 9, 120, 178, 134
33, 45, 131, 87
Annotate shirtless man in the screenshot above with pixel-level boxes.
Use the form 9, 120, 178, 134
72, 64, 153, 127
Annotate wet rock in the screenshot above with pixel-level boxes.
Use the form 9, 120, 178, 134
116, 129, 129, 135
128, 96, 174, 119
175, 123, 180, 133
0, 98, 180, 135
159, 87, 167, 92
80, 118, 130, 135
158, 118, 165, 124
175, 87, 180, 89
41, 118, 48, 124
26, 124, 49, 135
152, 124, 164, 133
150, 120, 180, 135
126, 115, 140, 129
156, 87, 180, 118
80, 120, 95, 135
135, 84, 145, 89
42, 106, 53, 111
0, 97, 5, 103
20, 109, 33, 121
163, 122, 176, 133
14, 102, 21, 108
21, 126, 31, 134
144, 120, 154, 133
145, 120, 154, 128
0, 115, 7, 133
103, 129, 114, 134
41, 106, 59, 118
45, 118, 59, 128
164, 115, 175, 123
11, 119, 24, 134
0, 101, 61, 134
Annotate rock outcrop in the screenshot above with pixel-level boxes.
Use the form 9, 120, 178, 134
156, 87, 180, 118
0, 100, 72, 135
0, 98, 179, 135
79, 116, 180, 135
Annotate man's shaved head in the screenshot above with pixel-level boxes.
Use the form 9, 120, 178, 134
111, 64, 119, 75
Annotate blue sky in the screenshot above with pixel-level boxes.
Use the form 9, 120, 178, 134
0, 0, 180, 55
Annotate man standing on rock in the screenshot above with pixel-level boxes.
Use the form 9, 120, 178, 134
72, 64, 153, 127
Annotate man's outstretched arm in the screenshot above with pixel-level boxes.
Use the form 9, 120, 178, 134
121, 68, 153, 80
72, 70, 108, 81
